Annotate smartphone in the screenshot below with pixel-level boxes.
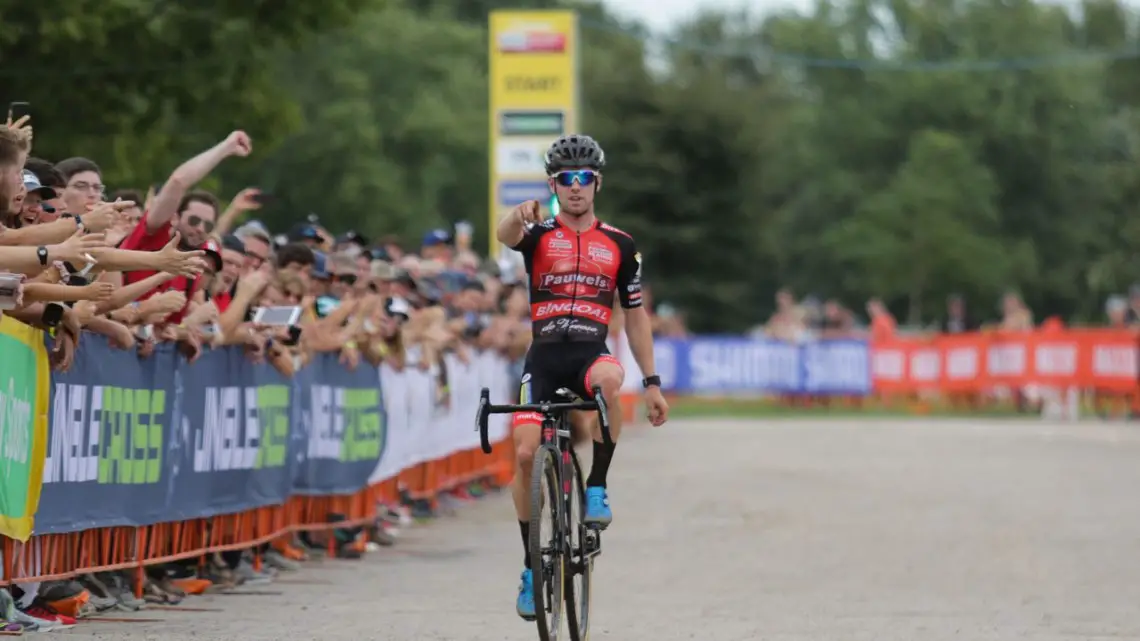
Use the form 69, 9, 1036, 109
77, 255, 98, 278
251, 192, 275, 205
7, 102, 30, 123
0, 272, 23, 310
252, 306, 302, 326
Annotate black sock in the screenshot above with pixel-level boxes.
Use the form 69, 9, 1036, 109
586, 440, 616, 488
519, 520, 531, 568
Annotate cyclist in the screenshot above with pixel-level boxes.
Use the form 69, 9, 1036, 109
495, 134, 670, 620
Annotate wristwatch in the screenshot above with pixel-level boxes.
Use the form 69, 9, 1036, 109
36, 246, 48, 266
642, 375, 661, 389
73, 215, 85, 233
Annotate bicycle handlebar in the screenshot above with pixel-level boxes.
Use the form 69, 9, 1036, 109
476, 386, 613, 454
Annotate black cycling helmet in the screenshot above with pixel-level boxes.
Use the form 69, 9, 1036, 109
544, 134, 606, 175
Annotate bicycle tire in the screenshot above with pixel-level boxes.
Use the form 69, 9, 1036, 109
530, 445, 564, 641
564, 448, 593, 641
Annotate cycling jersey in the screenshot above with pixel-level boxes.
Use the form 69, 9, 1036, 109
511, 215, 642, 343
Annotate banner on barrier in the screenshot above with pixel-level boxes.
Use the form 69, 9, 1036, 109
651, 337, 872, 396
0, 318, 50, 542
37, 338, 388, 534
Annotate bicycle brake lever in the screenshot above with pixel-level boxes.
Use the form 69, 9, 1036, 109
477, 388, 492, 454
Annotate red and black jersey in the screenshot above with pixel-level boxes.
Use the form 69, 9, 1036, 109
512, 215, 642, 343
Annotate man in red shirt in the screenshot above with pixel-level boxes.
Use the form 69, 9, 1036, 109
117, 130, 252, 328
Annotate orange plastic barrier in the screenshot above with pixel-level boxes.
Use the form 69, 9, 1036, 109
871, 328, 1139, 394
1, 439, 516, 591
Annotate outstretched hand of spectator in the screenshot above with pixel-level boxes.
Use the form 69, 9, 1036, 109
78, 281, 114, 302
148, 290, 187, 317
83, 199, 136, 233
49, 231, 106, 266
236, 268, 270, 297
102, 321, 136, 350
158, 233, 206, 277
50, 331, 76, 372
229, 187, 262, 213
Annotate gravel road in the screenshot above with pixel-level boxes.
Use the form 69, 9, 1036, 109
59, 418, 1140, 640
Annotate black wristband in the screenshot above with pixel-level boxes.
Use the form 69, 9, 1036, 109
642, 375, 661, 389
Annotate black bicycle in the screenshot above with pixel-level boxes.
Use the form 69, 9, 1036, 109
477, 385, 613, 641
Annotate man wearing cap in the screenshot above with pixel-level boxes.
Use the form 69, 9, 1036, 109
116, 130, 252, 327
17, 169, 57, 227
421, 228, 454, 264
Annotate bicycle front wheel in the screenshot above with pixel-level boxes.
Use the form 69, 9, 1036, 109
530, 445, 565, 641
564, 448, 593, 641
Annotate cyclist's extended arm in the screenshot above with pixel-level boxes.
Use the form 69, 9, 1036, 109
497, 199, 544, 248
496, 207, 527, 247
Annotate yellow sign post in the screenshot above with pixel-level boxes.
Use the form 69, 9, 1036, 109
488, 9, 579, 259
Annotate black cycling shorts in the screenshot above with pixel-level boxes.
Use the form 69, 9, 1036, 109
512, 341, 623, 428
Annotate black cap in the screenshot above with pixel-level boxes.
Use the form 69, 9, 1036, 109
338, 230, 369, 247
221, 234, 246, 254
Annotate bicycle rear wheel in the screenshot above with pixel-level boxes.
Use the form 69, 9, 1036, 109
564, 449, 593, 641
530, 445, 565, 641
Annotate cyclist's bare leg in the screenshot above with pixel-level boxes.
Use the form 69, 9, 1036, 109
584, 357, 625, 449
581, 357, 624, 529
511, 420, 543, 523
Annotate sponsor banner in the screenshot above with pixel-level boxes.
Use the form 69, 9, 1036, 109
39, 337, 181, 533
488, 10, 579, 259
649, 337, 872, 395
292, 352, 386, 496
0, 317, 50, 541
166, 347, 296, 519
37, 339, 386, 533
496, 140, 548, 175
499, 181, 552, 207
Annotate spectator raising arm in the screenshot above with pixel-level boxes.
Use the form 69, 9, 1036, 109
213, 187, 263, 238
94, 272, 176, 314
146, 131, 252, 234
21, 280, 113, 304
89, 233, 205, 276
0, 231, 106, 274
0, 200, 135, 247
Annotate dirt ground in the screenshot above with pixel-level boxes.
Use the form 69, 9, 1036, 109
59, 417, 1140, 640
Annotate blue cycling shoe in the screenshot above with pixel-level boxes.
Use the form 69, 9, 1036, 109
516, 568, 536, 620
583, 486, 612, 530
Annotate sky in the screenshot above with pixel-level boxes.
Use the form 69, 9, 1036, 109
602, 0, 810, 33
602, 0, 1123, 33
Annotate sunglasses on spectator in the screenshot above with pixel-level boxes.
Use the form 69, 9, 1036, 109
552, 170, 599, 187
185, 215, 215, 233
335, 274, 357, 285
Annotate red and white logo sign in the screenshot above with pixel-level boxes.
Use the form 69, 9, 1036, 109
497, 30, 567, 54
532, 300, 611, 323
587, 242, 613, 264
538, 263, 613, 298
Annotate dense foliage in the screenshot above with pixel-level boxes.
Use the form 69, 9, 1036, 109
4, 0, 1139, 330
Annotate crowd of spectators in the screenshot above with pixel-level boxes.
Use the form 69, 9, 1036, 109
0, 115, 574, 630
